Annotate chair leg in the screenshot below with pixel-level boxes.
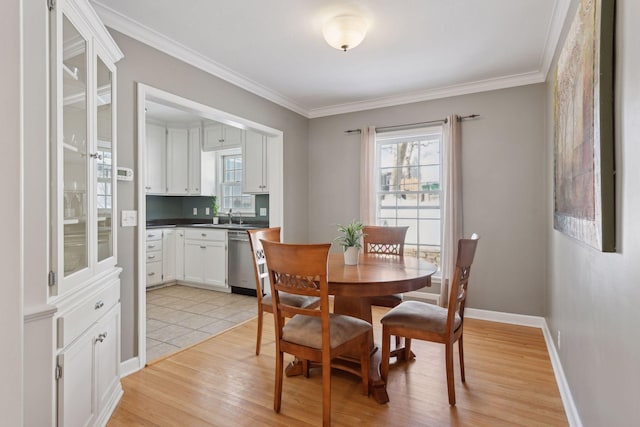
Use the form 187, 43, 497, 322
274, 350, 283, 412
380, 326, 391, 382
404, 338, 413, 361
255, 307, 264, 355
322, 353, 332, 427
360, 336, 370, 395
303, 359, 310, 378
445, 343, 456, 405
458, 335, 465, 382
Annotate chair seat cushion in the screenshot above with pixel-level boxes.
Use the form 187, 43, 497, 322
283, 314, 372, 349
380, 300, 461, 334
262, 293, 319, 309
369, 293, 403, 308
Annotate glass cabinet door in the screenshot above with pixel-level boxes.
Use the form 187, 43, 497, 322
62, 15, 89, 278
96, 56, 114, 264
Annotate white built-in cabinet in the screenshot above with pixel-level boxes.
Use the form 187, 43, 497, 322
243, 130, 269, 193
49, 0, 123, 425
188, 127, 202, 194
203, 123, 244, 150
162, 228, 177, 282
167, 128, 190, 194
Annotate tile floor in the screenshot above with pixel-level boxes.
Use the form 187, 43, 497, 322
146, 284, 257, 362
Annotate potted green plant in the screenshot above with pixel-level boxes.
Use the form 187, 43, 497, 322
211, 195, 219, 224
335, 219, 364, 265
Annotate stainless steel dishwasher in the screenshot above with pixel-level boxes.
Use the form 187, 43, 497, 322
227, 230, 256, 295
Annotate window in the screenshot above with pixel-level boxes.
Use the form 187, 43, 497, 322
218, 150, 254, 212
376, 127, 442, 270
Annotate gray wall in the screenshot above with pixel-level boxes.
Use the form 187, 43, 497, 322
308, 85, 547, 314
111, 30, 310, 359
545, 0, 640, 425
2, 0, 22, 423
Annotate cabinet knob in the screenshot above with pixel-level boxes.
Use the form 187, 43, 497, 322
148, 254, 156, 259
96, 332, 108, 343
201, 233, 207, 237
148, 272, 155, 276
94, 300, 104, 310
200, 245, 206, 249
89, 152, 103, 160
218, 139, 224, 143
148, 244, 155, 249
185, 188, 188, 191
195, 188, 199, 191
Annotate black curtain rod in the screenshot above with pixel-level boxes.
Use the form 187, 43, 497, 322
344, 114, 480, 134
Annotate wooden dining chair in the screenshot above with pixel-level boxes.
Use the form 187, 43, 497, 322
363, 225, 409, 308
380, 233, 479, 406
247, 227, 320, 355
261, 240, 372, 427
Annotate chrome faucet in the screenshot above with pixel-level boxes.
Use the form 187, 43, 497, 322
228, 208, 233, 224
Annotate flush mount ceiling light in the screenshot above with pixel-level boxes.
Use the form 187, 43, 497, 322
322, 15, 369, 52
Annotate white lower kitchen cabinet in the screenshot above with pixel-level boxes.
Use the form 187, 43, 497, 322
162, 228, 176, 282
176, 229, 185, 280
183, 229, 227, 290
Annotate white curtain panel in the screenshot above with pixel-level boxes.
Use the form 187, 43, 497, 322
359, 126, 377, 225
440, 115, 463, 307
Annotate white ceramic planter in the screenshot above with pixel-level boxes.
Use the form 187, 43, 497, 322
344, 246, 359, 265
213, 217, 219, 224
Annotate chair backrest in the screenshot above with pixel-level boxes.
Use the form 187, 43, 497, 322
362, 225, 409, 256
261, 241, 331, 340
446, 233, 480, 335
247, 227, 281, 302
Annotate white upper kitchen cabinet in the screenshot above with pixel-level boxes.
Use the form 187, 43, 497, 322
145, 123, 167, 194
203, 123, 244, 150
243, 130, 269, 194
166, 128, 190, 195
188, 127, 202, 194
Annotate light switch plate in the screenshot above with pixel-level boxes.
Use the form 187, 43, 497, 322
260, 208, 267, 216
121, 210, 137, 227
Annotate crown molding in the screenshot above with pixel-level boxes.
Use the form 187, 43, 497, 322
91, 0, 570, 120
307, 71, 546, 118
90, 1, 309, 117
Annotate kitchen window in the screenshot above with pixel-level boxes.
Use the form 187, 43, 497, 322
376, 126, 442, 270
218, 149, 254, 213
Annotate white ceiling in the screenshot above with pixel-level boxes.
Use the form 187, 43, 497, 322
92, 0, 570, 118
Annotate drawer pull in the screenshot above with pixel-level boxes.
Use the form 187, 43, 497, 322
148, 272, 155, 276
148, 244, 155, 249
148, 254, 156, 259
201, 233, 207, 237
147, 234, 154, 238
96, 332, 108, 343
200, 245, 206, 249
94, 300, 104, 310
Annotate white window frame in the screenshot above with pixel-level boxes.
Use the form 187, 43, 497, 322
375, 126, 443, 272
216, 148, 254, 214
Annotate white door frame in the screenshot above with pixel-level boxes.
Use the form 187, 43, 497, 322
133, 83, 284, 370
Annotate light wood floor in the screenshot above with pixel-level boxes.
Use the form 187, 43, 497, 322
108, 307, 567, 426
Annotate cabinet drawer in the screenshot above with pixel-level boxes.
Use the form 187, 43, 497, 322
146, 251, 162, 262
185, 229, 226, 241
146, 239, 163, 252
57, 281, 120, 349
146, 261, 163, 287
146, 229, 163, 241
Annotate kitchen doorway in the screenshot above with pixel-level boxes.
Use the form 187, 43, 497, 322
135, 83, 284, 368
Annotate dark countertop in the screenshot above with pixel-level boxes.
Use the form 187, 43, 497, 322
146, 219, 268, 231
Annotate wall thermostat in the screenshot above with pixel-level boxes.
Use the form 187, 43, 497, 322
116, 167, 134, 181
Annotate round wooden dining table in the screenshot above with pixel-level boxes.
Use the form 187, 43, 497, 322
286, 252, 437, 404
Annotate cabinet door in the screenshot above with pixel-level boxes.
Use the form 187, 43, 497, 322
203, 124, 223, 150
204, 241, 227, 287
163, 229, 176, 282
184, 240, 206, 283
57, 325, 97, 427
243, 131, 268, 193
223, 125, 244, 148
95, 304, 120, 414
188, 127, 201, 194
166, 128, 189, 194
146, 123, 166, 193
175, 229, 185, 281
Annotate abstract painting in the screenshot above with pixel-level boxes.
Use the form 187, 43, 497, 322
553, 0, 615, 252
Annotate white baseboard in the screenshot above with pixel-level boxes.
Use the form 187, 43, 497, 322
541, 322, 583, 427
120, 357, 142, 378
464, 308, 582, 427
404, 291, 440, 305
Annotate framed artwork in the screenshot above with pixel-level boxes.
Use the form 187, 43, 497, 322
553, 0, 615, 252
